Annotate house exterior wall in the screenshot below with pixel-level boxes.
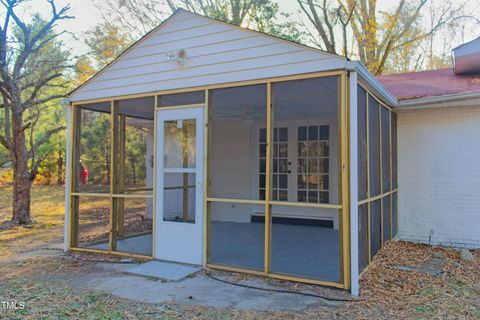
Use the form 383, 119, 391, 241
210, 121, 254, 223
209, 118, 340, 228
70, 10, 346, 102
397, 105, 480, 248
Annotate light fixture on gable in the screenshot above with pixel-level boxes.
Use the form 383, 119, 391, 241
166, 49, 187, 67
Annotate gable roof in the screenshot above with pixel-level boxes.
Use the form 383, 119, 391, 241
377, 68, 480, 101
70, 9, 347, 102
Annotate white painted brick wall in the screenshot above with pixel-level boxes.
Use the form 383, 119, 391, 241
398, 106, 480, 248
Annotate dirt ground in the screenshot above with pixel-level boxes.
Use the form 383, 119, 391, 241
0, 185, 479, 319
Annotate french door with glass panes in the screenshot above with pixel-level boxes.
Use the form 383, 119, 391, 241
258, 124, 330, 204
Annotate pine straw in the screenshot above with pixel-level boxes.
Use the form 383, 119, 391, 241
206, 269, 353, 302
338, 240, 480, 319
186, 241, 479, 319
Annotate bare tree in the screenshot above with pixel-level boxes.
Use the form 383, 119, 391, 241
345, 0, 476, 74
94, 0, 299, 42
0, 0, 72, 224
166, 0, 265, 26
93, 0, 170, 40
300, 0, 475, 75
297, 0, 340, 54
297, 0, 355, 58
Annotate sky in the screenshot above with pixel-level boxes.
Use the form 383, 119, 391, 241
10, 0, 480, 62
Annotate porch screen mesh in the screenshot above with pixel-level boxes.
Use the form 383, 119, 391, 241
357, 86, 398, 274
381, 107, 391, 193
357, 86, 368, 201
368, 96, 380, 197
370, 199, 382, 258
392, 112, 398, 189
157, 91, 205, 107
392, 191, 398, 236
358, 204, 369, 273
382, 195, 392, 242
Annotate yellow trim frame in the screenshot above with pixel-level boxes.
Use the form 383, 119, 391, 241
356, 83, 398, 270
71, 70, 345, 106
69, 97, 156, 257
67, 69, 360, 290
203, 71, 350, 289
70, 247, 153, 260
340, 72, 350, 288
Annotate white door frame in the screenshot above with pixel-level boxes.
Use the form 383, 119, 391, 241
154, 106, 205, 265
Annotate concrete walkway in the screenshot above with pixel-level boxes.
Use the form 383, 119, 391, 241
71, 261, 341, 312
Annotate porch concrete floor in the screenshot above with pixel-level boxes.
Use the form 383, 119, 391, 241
210, 222, 340, 282
87, 222, 340, 282
87, 233, 153, 256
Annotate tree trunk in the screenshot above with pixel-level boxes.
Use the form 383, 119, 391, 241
11, 111, 33, 224
57, 151, 64, 184
132, 163, 136, 186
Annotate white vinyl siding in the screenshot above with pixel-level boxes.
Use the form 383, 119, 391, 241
70, 10, 346, 102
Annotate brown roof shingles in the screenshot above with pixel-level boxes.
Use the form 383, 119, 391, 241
377, 68, 480, 101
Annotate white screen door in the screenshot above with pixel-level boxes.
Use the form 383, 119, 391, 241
155, 107, 204, 265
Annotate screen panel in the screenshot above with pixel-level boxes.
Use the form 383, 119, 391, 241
76, 196, 110, 249
382, 196, 392, 242
272, 76, 339, 205
368, 96, 381, 197
158, 91, 205, 107
270, 205, 341, 282
113, 197, 153, 256
381, 106, 391, 193
358, 86, 368, 201
76, 105, 111, 193
208, 84, 267, 200
392, 192, 398, 236
208, 201, 264, 271
370, 199, 381, 258
358, 204, 369, 273
392, 112, 398, 189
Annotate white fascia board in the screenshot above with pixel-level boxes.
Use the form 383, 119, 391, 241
347, 61, 398, 107
398, 91, 480, 111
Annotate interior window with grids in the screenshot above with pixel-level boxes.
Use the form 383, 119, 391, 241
259, 127, 288, 201
297, 125, 329, 203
